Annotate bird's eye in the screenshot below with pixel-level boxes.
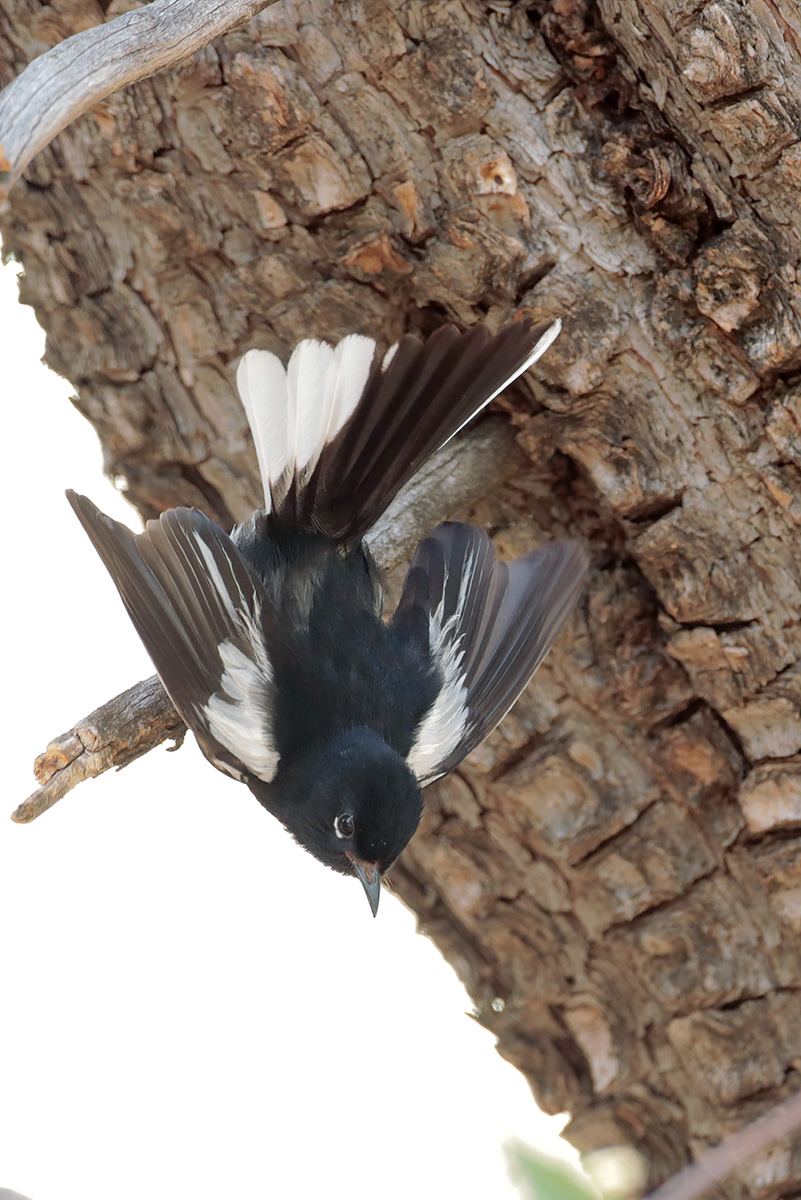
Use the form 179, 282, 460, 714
334, 812, 355, 840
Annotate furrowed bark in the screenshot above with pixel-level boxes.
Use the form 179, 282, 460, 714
645, 1090, 801, 1200
5, 0, 801, 1192
0, 0, 276, 200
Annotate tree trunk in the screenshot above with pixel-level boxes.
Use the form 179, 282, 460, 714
3, 0, 801, 1192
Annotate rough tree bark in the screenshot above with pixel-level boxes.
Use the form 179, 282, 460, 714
3, 0, 801, 1193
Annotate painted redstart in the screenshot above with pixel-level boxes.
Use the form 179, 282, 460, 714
68, 318, 586, 915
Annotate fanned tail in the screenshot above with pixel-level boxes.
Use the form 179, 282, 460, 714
235, 317, 561, 542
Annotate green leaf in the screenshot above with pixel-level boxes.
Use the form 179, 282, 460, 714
506, 1141, 601, 1200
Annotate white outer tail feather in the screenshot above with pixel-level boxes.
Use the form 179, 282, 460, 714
236, 349, 290, 511
236, 335, 376, 513
434, 316, 563, 455
324, 335, 376, 456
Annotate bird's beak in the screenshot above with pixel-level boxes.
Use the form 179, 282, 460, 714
351, 858, 381, 917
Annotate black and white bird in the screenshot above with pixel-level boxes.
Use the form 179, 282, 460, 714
68, 318, 586, 915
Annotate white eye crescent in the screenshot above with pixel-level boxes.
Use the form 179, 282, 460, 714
335, 812, 355, 839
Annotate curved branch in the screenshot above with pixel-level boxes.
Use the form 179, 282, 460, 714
0, 0, 275, 202
13, 675, 186, 824
13, 419, 526, 823
645, 1088, 801, 1200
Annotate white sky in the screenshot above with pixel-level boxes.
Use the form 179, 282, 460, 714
0, 257, 580, 1200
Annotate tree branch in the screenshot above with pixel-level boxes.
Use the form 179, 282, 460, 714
0, 0, 275, 202
13, 675, 186, 824
13, 419, 525, 823
646, 1088, 801, 1200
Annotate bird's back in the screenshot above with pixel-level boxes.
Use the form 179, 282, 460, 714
233, 513, 438, 767
232, 511, 379, 631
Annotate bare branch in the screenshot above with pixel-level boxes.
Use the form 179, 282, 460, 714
13, 420, 526, 822
646, 1089, 801, 1200
0, 0, 275, 202
13, 675, 185, 823
365, 417, 526, 567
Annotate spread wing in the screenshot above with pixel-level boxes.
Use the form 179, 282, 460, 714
67, 491, 281, 784
392, 522, 587, 785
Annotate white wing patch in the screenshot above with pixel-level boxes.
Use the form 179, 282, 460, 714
195, 539, 279, 784
203, 640, 279, 784
236, 335, 376, 512
406, 550, 481, 784
406, 613, 469, 784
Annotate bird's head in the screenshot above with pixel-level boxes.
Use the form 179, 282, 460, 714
277, 727, 424, 916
